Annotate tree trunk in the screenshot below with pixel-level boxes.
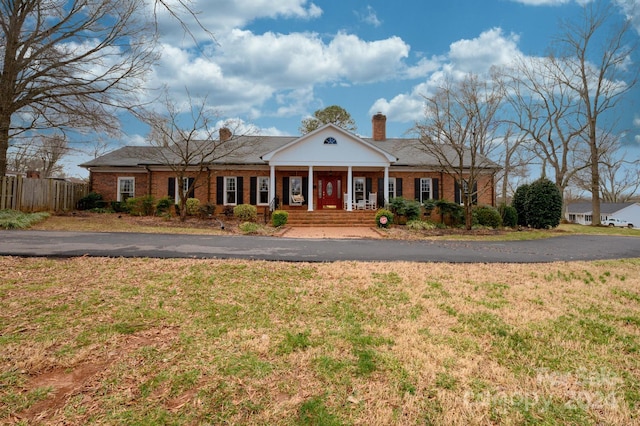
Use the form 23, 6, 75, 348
0, 118, 9, 177
589, 120, 601, 226
465, 200, 473, 230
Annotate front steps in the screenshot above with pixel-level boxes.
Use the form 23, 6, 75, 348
283, 209, 377, 227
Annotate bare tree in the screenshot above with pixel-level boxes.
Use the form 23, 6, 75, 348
495, 124, 534, 203
38, 134, 68, 177
0, 0, 217, 178
572, 133, 640, 202
415, 74, 503, 230
550, 1, 638, 224
501, 55, 587, 201
7, 133, 68, 176
141, 90, 252, 221
0, 0, 159, 177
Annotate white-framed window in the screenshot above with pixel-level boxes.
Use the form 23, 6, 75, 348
290, 176, 303, 204
257, 176, 270, 205
354, 177, 365, 202
387, 177, 396, 199
173, 177, 191, 203
117, 177, 135, 201
224, 176, 237, 205
420, 178, 432, 202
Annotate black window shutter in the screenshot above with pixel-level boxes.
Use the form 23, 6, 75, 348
168, 177, 175, 199
302, 177, 308, 205
237, 177, 244, 204
216, 176, 223, 205
366, 178, 372, 195
187, 178, 195, 198
432, 178, 439, 200
377, 178, 384, 206
415, 178, 420, 201
455, 181, 461, 204
283, 177, 290, 205
250, 177, 257, 205
397, 178, 403, 197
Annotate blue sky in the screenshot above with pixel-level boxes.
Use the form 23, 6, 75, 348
67, 0, 640, 177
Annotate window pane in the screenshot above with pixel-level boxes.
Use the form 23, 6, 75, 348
354, 177, 365, 201
119, 178, 134, 201
421, 178, 431, 201
225, 177, 236, 205
258, 177, 269, 204
291, 177, 302, 195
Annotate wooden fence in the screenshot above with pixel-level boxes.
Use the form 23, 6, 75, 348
0, 176, 89, 212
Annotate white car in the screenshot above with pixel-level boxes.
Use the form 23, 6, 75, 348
605, 218, 634, 229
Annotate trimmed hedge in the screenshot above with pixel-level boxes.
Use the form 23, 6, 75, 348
473, 205, 502, 229
272, 210, 289, 227
234, 204, 258, 222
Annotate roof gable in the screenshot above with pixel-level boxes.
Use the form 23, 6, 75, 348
261, 124, 397, 166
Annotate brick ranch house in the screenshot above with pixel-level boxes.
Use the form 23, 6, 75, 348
80, 114, 499, 222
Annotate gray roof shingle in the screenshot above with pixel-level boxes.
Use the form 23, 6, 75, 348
80, 135, 499, 169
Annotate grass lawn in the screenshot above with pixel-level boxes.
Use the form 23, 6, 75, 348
1, 257, 639, 425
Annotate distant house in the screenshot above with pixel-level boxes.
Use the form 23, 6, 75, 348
566, 202, 640, 227
79, 114, 500, 220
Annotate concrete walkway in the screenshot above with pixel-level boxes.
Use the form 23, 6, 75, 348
280, 227, 383, 239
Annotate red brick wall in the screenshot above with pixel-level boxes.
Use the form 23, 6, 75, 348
90, 168, 496, 208
90, 172, 149, 202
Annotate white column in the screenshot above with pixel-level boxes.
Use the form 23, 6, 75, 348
270, 165, 276, 209
307, 166, 314, 211
384, 166, 389, 206
347, 166, 353, 212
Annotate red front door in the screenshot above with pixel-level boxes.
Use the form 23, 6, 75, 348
320, 177, 340, 209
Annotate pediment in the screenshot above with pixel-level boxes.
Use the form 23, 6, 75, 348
261, 124, 397, 167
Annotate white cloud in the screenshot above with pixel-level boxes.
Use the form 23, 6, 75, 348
448, 28, 521, 72
153, 0, 322, 44
370, 28, 524, 124
615, 0, 640, 33
634, 116, 640, 127
149, 27, 411, 119
356, 6, 382, 27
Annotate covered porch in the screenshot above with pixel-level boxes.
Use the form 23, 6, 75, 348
268, 166, 389, 212
261, 123, 397, 213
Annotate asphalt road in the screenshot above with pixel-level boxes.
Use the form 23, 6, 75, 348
1, 230, 640, 263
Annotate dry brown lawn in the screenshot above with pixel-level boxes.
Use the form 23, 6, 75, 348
1, 255, 639, 425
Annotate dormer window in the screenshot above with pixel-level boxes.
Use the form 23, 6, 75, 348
324, 137, 337, 145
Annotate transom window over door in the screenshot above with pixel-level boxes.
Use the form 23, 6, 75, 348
117, 177, 134, 201
257, 177, 269, 205
225, 176, 237, 205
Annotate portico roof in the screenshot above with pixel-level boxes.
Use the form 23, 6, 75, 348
260, 123, 397, 167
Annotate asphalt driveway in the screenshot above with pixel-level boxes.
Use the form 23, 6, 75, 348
1, 230, 639, 262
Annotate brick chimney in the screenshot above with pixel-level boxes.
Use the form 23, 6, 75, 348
26, 170, 41, 179
219, 127, 232, 142
372, 113, 386, 141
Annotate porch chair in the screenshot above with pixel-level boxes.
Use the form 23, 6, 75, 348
343, 193, 349, 209
367, 192, 377, 210
291, 194, 304, 205
356, 198, 366, 210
